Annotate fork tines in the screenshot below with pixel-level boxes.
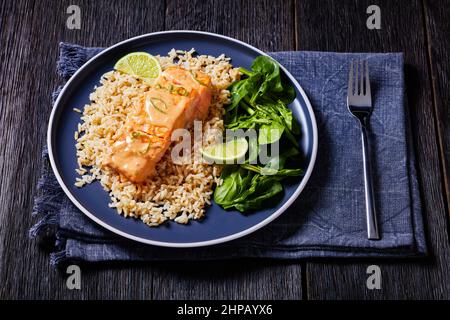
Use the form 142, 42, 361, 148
348, 60, 370, 97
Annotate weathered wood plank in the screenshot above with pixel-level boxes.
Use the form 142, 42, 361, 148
0, 0, 36, 291
165, 0, 295, 51
0, 0, 164, 299
152, 260, 302, 300
423, 0, 450, 219
152, 0, 303, 300
296, 0, 450, 299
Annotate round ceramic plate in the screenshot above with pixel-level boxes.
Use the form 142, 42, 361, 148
48, 31, 318, 247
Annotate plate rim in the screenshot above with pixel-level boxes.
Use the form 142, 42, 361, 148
47, 30, 318, 247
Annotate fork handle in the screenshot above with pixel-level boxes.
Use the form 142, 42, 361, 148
360, 120, 380, 240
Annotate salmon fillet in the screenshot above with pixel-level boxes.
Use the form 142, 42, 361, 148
105, 66, 212, 183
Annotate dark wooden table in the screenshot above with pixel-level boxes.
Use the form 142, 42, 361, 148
1, 0, 449, 300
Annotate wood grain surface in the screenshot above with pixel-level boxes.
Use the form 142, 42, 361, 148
423, 0, 450, 217
0, 0, 448, 299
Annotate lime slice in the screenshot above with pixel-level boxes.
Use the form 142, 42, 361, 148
201, 138, 248, 164
114, 52, 161, 82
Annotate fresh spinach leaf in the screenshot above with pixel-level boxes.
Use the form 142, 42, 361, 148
213, 166, 241, 205
227, 73, 261, 111
258, 121, 284, 145
270, 86, 296, 104
216, 55, 304, 213
234, 177, 283, 212
246, 135, 259, 164
250, 56, 284, 102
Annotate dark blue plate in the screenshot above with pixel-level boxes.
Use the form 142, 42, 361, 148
48, 31, 318, 247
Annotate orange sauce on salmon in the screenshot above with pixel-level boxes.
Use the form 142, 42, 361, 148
105, 67, 212, 183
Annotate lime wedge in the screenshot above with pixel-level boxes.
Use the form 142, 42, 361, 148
201, 138, 248, 164
114, 52, 161, 82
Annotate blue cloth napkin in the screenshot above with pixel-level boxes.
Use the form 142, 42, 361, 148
31, 43, 427, 266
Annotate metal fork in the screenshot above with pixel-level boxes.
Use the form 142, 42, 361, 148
347, 60, 380, 240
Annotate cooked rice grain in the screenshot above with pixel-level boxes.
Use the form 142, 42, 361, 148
74, 49, 239, 226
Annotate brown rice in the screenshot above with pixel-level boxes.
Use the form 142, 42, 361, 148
74, 49, 240, 226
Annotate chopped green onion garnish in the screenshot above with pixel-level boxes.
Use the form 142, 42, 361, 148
132, 130, 153, 139
189, 70, 207, 86
149, 97, 168, 114
140, 142, 152, 155
177, 87, 188, 96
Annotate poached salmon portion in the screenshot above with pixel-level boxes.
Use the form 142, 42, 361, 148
105, 66, 212, 183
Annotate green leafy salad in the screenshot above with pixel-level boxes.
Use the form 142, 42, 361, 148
213, 56, 303, 212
